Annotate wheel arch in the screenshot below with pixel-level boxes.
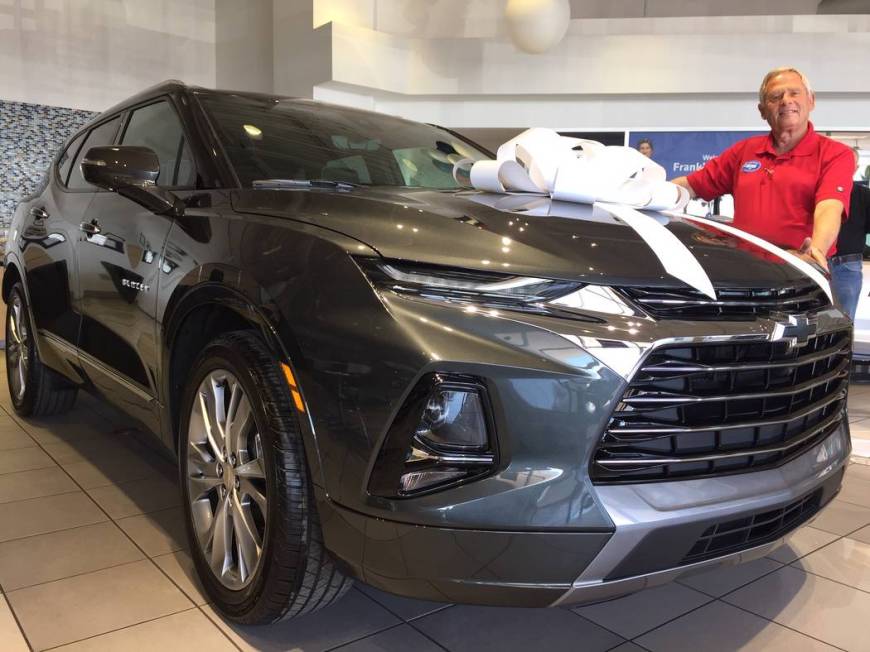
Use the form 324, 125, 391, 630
161, 280, 324, 487
1, 258, 51, 366
1, 259, 22, 303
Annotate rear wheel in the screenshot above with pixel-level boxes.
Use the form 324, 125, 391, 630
5, 283, 77, 416
179, 331, 351, 624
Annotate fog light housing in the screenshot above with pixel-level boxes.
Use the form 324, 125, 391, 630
417, 387, 488, 450
369, 374, 497, 497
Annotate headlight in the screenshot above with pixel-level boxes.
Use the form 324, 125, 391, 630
368, 374, 497, 497
356, 257, 584, 308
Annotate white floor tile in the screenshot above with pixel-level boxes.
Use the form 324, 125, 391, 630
50, 608, 235, 651
0, 595, 30, 652
678, 557, 782, 598
637, 600, 838, 652
575, 582, 711, 638
792, 537, 870, 591
413, 604, 623, 652
725, 565, 870, 652
766, 526, 839, 564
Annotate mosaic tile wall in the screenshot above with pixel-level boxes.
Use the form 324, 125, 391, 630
0, 100, 97, 227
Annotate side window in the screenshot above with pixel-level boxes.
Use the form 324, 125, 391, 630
57, 131, 86, 186
121, 100, 196, 187
67, 117, 122, 190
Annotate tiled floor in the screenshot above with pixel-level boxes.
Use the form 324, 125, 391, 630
0, 357, 868, 651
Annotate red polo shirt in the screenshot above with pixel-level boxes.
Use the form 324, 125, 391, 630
687, 123, 853, 252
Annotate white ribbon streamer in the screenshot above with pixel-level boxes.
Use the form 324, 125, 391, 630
684, 215, 833, 303
596, 203, 718, 300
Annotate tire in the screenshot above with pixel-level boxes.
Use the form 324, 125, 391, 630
5, 283, 77, 416
178, 330, 351, 624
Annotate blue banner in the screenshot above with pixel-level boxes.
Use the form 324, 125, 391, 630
628, 131, 765, 180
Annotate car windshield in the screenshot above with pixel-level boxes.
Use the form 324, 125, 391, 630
198, 93, 490, 189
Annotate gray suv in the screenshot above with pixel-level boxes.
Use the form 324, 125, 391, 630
4, 81, 851, 624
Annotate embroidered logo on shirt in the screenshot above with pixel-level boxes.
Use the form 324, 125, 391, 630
742, 160, 762, 173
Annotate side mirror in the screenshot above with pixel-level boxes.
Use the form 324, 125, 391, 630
81, 146, 158, 189
81, 146, 183, 217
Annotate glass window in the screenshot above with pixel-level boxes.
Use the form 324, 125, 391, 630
121, 100, 196, 187
57, 131, 86, 186
198, 94, 490, 189
67, 117, 122, 190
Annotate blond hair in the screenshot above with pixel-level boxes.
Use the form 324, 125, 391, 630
758, 67, 814, 104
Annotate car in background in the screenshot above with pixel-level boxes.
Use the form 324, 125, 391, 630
4, 81, 852, 624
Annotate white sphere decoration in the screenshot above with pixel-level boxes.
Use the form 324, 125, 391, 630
505, 0, 570, 54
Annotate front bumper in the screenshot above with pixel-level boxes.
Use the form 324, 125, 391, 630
319, 422, 850, 607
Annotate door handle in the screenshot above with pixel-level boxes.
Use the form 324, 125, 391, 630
80, 220, 101, 236
29, 207, 49, 220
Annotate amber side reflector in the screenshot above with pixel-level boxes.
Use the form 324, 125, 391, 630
281, 363, 306, 413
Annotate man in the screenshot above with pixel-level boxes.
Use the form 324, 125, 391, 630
637, 138, 654, 158
673, 67, 854, 272
830, 147, 870, 319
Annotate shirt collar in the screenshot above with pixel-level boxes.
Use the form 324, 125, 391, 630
756, 122, 818, 157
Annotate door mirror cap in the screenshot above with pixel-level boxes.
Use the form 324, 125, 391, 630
81, 146, 183, 217
81, 146, 159, 190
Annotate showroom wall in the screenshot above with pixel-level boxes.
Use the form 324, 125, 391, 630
0, 0, 215, 225
567, 0, 868, 17
215, 0, 272, 93
298, 1, 870, 132
1, 0, 216, 111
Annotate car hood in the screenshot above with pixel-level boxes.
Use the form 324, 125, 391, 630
232, 186, 811, 288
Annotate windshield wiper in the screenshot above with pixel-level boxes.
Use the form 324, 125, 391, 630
252, 179, 357, 191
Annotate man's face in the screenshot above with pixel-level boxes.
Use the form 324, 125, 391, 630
757, 71, 815, 134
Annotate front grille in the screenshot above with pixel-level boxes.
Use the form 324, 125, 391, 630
682, 488, 823, 565
620, 282, 829, 320
591, 329, 850, 483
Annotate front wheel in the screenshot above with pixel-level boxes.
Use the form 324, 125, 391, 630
178, 331, 350, 624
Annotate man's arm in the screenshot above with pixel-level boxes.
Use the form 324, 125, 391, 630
797, 198, 844, 271
672, 176, 698, 199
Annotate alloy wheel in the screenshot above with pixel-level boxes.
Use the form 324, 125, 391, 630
6, 294, 29, 402
186, 369, 268, 590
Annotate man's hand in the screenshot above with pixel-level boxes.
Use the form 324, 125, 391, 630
672, 176, 698, 199
795, 237, 829, 271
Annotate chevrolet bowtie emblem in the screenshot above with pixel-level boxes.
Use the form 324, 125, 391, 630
770, 312, 818, 350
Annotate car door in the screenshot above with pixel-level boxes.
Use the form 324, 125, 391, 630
19, 117, 122, 378
75, 98, 197, 431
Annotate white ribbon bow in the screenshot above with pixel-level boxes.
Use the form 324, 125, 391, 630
463, 127, 690, 211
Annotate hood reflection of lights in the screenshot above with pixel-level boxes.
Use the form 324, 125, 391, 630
242, 124, 262, 138
550, 285, 639, 317
559, 333, 648, 380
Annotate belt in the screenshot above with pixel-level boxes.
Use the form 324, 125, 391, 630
829, 253, 864, 263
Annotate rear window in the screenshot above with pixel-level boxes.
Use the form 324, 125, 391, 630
199, 94, 489, 189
